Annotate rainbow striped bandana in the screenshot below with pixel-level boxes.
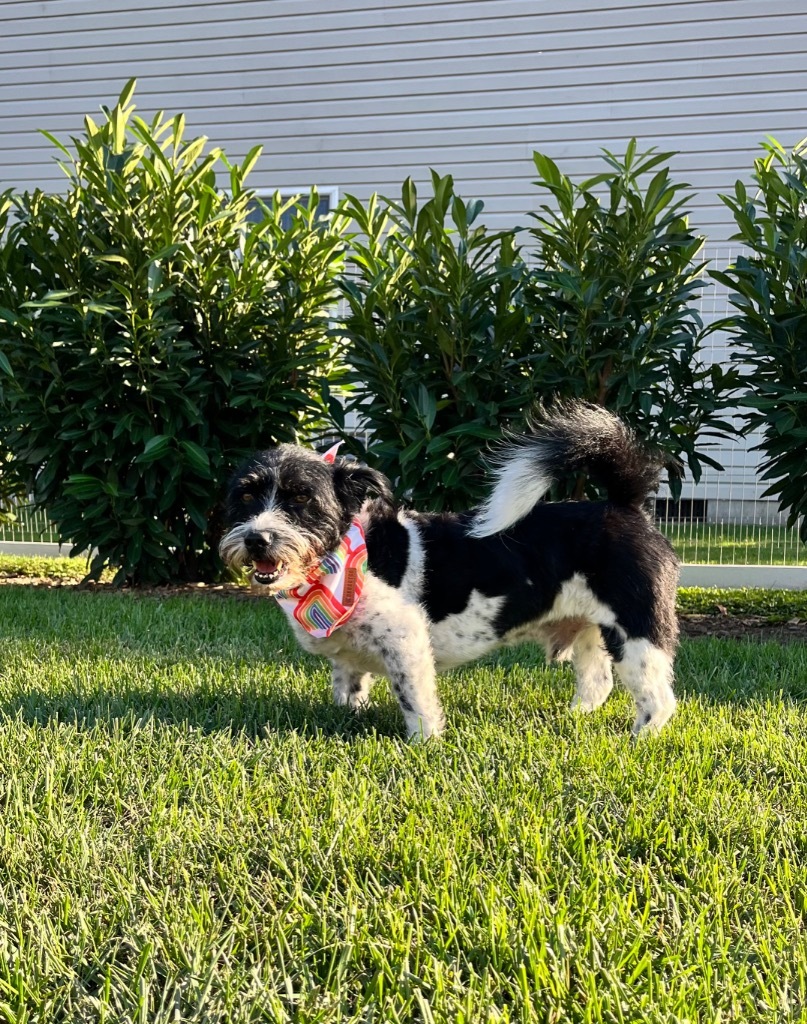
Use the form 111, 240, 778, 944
274, 519, 368, 638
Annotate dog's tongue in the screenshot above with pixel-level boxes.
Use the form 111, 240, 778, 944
253, 559, 279, 574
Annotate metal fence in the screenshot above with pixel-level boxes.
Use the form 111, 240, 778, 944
1, 476, 804, 568
0, 501, 59, 545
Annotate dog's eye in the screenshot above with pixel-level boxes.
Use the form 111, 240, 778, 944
242, 494, 255, 504
293, 494, 311, 505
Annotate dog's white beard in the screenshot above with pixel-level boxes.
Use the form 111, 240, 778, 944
219, 511, 323, 589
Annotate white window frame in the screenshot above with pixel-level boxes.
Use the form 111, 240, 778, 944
272, 185, 339, 210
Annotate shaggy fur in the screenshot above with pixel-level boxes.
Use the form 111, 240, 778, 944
220, 404, 680, 741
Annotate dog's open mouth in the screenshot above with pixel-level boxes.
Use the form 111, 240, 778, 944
251, 560, 284, 586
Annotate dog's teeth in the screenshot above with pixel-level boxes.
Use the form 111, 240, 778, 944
253, 565, 282, 585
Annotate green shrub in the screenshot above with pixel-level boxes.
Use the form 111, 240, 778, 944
0, 82, 347, 583
0, 553, 99, 581
0, 449, 25, 525
339, 173, 531, 510
712, 137, 807, 542
0, 190, 30, 524
526, 142, 738, 498
340, 149, 737, 512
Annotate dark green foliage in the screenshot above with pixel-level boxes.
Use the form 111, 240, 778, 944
0, 82, 346, 583
712, 137, 807, 542
339, 149, 736, 512
339, 174, 531, 511
0, 448, 25, 525
0, 191, 31, 523
526, 142, 738, 498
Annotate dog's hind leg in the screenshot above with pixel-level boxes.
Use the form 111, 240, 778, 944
331, 662, 373, 710
613, 638, 676, 737
569, 626, 614, 713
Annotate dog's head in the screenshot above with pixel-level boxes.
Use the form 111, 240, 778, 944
219, 444, 394, 591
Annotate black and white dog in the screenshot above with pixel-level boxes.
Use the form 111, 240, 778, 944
219, 404, 679, 741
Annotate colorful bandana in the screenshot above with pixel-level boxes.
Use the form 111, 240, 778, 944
274, 519, 368, 638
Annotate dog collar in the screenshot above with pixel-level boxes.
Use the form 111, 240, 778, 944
273, 519, 368, 638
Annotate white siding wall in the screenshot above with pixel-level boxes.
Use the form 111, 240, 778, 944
1, 0, 806, 505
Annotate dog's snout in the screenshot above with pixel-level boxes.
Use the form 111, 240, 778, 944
244, 530, 271, 558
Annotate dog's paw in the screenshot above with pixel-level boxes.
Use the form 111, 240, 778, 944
569, 695, 600, 714
406, 717, 445, 743
630, 699, 676, 739
348, 695, 372, 712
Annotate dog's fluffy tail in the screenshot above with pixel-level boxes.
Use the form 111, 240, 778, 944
468, 403, 664, 538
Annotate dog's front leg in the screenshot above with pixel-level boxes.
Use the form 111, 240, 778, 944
390, 645, 444, 742
351, 596, 445, 742
331, 662, 373, 710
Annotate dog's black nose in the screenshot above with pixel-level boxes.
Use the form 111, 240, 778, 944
244, 531, 270, 559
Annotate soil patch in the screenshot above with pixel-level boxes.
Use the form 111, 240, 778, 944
678, 613, 807, 644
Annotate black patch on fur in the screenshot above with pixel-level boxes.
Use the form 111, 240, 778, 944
364, 508, 409, 588
519, 402, 665, 507
600, 625, 625, 662
366, 500, 679, 657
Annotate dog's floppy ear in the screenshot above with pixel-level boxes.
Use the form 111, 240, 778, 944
332, 461, 396, 513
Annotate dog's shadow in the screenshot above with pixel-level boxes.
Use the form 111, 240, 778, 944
3, 653, 801, 746
0, 642, 563, 743
2, 581, 803, 741
0, 585, 405, 740
0, 679, 411, 742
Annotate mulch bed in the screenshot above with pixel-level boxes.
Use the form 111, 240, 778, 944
678, 613, 807, 643
3, 573, 806, 643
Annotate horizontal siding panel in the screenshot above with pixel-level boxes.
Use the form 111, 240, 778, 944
2, 32, 805, 89
0, 0, 770, 40
0, 0, 791, 52
3, 50, 806, 109
2, 87, 804, 145
227, 150, 778, 180
0, 152, 768, 202
2, 13, 805, 70
0, 0, 750, 26
0, 0, 740, 19
3, 71, 805, 127
70, 109, 802, 151
0, 134, 791, 177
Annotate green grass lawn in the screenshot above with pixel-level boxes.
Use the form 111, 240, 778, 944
660, 522, 807, 566
1, 586, 806, 1022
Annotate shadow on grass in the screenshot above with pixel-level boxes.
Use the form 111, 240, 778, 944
0, 681, 411, 741
2, 586, 806, 740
